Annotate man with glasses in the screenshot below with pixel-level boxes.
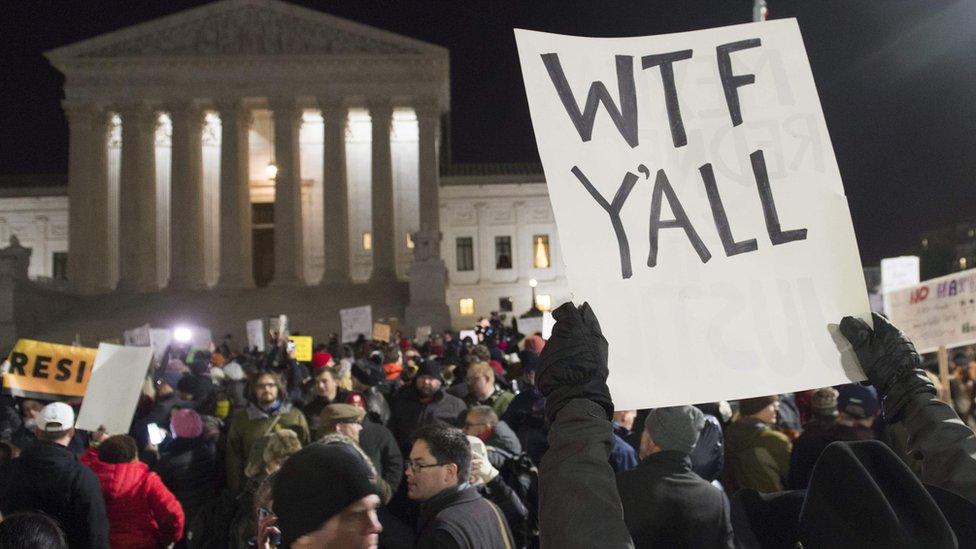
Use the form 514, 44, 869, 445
405, 423, 514, 548
463, 405, 522, 468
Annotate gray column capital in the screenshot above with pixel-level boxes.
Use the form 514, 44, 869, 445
268, 99, 305, 124
412, 99, 441, 122
166, 102, 205, 125
318, 100, 348, 120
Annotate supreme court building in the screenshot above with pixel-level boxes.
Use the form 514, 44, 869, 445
0, 0, 570, 343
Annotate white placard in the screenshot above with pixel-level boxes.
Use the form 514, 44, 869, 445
880, 256, 920, 316
148, 329, 171, 365
123, 324, 151, 347
542, 312, 556, 340
516, 20, 869, 409
519, 317, 544, 338
885, 268, 976, 354
340, 305, 373, 343
246, 319, 266, 352
76, 344, 154, 434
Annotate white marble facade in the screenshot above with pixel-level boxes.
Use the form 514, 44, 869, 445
0, 188, 69, 281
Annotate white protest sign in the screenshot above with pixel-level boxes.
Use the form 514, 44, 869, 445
516, 20, 869, 409
519, 317, 544, 338
76, 343, 154, 434
542, 312, 556, 340
123, 324, 151, 347
880, 256, 920, 315
148, 329, 171, 365
885, 269, 976, 354
246, 319, 266, 352
415, 325, 432, 343
340, 306, 373, 343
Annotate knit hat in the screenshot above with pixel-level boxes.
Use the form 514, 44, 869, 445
738, 395, 778, 417
836, 384, 879, 419
415, 359, 444, 382
273, 443, 378, 546
170, 408, 203, 439
351, 359, 384, 386
732, 441, 955, 548
311, 352, 333, 371
810, 387, 839, 418
643, 406, 706, 454
176, 375, 213, 401
319, 404, 366, 434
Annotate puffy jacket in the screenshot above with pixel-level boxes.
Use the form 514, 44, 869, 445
0, 440, 109, 548
82, 449, 184, 549
723, 417, 792, 493
155, 436, 219, 529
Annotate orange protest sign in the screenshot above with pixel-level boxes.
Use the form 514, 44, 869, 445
3, 339, 98, 399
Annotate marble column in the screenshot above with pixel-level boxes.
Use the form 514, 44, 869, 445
88, 111, 112, 292
405, 100, 451, 331
269, 99, 304, 286
167, 103, 207, 289
216, 100, 254, 288
368, 101, 397, 282
116, 103, 158, 293
63, 102, 94, 293
320, 101, 351, 285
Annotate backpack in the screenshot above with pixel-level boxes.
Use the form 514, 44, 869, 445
493, 448, 540, 547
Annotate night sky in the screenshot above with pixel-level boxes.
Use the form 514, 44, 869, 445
1, 0, 974, 264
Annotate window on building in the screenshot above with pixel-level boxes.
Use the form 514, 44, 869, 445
533, 234, 551, 269
406, 232, 415, 249
52, 252, 68, 281
499, 297, 513, 312
362, 232, 372, 251
960, 257, 968, 270
456, 237, 474, 271
459, 298, 475, 316
536, 294, 552, 312
495, 236, 512, 269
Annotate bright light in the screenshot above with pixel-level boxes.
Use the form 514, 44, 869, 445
536, 294, 552, 312
459, 298, 475, 316
265, 163, 278, 180
173, 327, 193, 343
529, 278, 538, 288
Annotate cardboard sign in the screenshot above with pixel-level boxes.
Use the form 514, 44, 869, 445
885, 269, 976, 354
373, 323, 392, 343
415, 325, 432, 343
76, 344, 154, 434
288, 336, 313, 362
340, 306, 373, 343
459, 329, 478, 343
3, 339, 99, 399
880, 256, 920, 316
516, 20, 869, 409
246, 319, 266, 352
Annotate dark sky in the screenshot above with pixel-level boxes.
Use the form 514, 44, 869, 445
1, 0, 974, 264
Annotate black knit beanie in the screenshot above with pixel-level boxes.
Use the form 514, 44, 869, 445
273, 443, 377, 546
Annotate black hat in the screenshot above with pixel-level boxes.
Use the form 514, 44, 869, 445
415, 359, 444, 382
351, 359, 384, 387
176, 374, 213, 401
273, 443, 378, 546
732, 440, 955, 548
738, 395, 778, 417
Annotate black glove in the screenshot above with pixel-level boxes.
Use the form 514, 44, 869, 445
538, 302, 613, 423
839, 312, 936, 423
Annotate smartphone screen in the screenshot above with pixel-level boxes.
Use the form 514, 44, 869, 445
147, 423, 165, 445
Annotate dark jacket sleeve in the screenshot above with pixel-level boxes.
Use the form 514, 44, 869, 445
74, 466, 110, 549
379, 427, 403, 493
539, 399, 634, 549
415, 528, 462, 549
482, 476, 528, 541
901, 393, 976, 503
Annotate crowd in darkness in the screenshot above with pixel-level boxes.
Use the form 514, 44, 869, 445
0, 306, 975, 548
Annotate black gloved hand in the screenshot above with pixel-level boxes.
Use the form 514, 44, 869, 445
538, 301, 613, 423
839, 312, 936, 423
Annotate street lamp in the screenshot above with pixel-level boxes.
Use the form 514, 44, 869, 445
521, 278, 543, 318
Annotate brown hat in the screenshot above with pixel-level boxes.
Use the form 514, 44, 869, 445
738, 395, 779, 417
319, 404, 366, 434
811, 387, 839, 417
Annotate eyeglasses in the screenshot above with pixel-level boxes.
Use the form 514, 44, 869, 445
406, 460, 449, 473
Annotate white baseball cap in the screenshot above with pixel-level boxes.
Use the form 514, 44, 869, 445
37, 402, 75, 432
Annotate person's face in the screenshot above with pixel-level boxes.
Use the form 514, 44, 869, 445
405, 439, 456, 502
756, 401, 778, 424
21, 399, 43, 420
293, 494, 382, 549
315, 371, 338, 400
336, 421, 363, 442
254, 375, 279, 405
415, 375, 442, 397
466, 373, 492, 399
613, 410, 637, 431
463, 412, 489, 438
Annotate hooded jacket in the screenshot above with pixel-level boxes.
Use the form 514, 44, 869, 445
82, 449, 185, 549
0, 440, 110, 549
723, 417, 792, 493
389, 384, 467, 452
155, 435, 219, 528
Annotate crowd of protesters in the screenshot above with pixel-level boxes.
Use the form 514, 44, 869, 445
0, 307, 975, 548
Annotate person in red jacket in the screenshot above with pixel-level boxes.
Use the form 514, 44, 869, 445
82, 434, 184, 549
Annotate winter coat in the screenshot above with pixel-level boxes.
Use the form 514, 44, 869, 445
155, 436, 219, 528
616, 451, 734, 548
82, 449, 185, 549
389, 385, 467, 452
723, 417, 792, 493
362, 385, 392, 425
689, 414, 725, 482
501, 385, 548, 464
484, 420, 524, 469
303, 390, 351, 437
477, 475, 529, 548
902, 392, 976, 503
226, 401, 310, 491
358, 420, 403, 495
0, 440, 110, 549
465, 388, 515, 418
610, 433, 639, 473
415, 484, 515, 549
